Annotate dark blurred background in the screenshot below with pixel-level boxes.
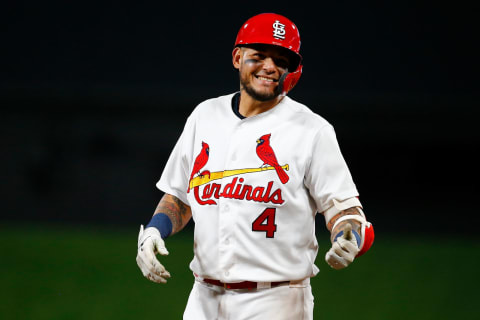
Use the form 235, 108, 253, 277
1, 0, 478, 232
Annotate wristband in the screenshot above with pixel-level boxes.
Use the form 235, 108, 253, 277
146, 213, 173, 239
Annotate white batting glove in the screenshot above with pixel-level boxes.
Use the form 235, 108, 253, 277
325, 224, 360, 270
136, 225, 171, 283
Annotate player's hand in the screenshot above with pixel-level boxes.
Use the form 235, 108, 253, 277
325, 223, 359, 270
136, 224, 171, 283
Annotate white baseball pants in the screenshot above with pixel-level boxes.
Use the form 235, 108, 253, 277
183, 279, 314, 320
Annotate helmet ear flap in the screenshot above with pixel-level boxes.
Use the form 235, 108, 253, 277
276, 64, 302, 96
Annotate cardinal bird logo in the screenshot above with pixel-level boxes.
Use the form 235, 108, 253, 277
188, 141, 210, 193
256, 134, 289, 184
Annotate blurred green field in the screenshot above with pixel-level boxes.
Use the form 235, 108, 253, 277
0, 223, 478, 320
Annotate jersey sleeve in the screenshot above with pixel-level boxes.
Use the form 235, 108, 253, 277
304, 124, 359, 214
156, 114, 195, 206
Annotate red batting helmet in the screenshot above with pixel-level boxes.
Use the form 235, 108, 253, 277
234, 13, 303, 95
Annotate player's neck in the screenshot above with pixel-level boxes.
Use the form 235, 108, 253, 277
238, 91, 284, 118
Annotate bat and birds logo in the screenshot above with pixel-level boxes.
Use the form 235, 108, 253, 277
187, 133, 289, 206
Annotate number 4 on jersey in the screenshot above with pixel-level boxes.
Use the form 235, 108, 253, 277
252, 208, 277, 238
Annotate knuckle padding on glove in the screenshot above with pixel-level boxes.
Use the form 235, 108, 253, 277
326, 253, 347, 269
332, 242, 347, 256
338, 238, 357, 253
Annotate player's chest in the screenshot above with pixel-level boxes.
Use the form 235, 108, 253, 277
188, 119, 311, 205
192, 119, 307, 172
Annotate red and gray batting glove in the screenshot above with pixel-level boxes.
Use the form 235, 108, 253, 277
136, 225, 171, 283
325, 224, 360, 270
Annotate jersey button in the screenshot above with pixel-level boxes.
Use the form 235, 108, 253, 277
225, 271, 230, 277
223, 204, 230, 212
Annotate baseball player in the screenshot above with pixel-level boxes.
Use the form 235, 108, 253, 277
136, 13, 374, 320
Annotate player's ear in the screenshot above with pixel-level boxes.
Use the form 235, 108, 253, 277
232, 47, 242, 69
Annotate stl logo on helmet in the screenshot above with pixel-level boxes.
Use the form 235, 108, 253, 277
272, 20, 286, 40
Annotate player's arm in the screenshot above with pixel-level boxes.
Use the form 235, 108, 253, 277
136, 194, 191, 284
153, 193, 192, 235
323, 198, 375, 270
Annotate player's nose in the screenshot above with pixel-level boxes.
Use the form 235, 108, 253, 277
262, 57, 278, 72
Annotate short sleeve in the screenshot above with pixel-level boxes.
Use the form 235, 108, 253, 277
304, 125, 359, 213
156, 115, 196, 206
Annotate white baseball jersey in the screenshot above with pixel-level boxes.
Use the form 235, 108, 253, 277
157, 92, 359, 283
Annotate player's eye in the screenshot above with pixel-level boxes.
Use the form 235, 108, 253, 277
253, 53, 266, 60
274, 58, 289, 70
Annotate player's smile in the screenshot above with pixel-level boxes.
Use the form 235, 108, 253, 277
252, 74, 279, 93
254, 75, 278, 85
247, 71, 279, 100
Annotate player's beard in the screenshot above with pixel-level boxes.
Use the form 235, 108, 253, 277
240, 73, 279, 102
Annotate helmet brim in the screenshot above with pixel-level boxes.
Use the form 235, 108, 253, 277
235, 43, 302, 72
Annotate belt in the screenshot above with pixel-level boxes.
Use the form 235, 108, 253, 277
202, 278, 290, 290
